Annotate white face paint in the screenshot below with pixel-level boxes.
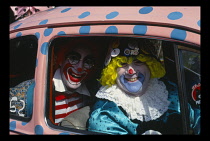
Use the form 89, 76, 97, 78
60, 46, 94, 90
116, 59, 151, 97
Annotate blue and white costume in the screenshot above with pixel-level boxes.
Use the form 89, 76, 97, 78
88, 78, 182, 135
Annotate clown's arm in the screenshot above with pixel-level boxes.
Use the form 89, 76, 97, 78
87, 99, 138, 135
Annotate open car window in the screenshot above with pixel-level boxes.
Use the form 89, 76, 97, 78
46, 36, 200, 135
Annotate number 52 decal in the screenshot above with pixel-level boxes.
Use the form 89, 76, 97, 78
10, 96, 25, 117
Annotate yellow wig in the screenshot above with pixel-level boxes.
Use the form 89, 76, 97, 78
99, 54, 166, 86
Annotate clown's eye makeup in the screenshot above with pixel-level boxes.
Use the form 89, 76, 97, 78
66, 52, 95, 69
120, 63, 128, 67
133, 59, 144, 66
67, 52, 81, 65
84, 57, 95, 69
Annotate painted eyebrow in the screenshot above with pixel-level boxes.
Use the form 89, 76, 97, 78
132, 57, 143, 62
83, 55, 95, 61
133, 59, 143, 62
66, 51, 81, 59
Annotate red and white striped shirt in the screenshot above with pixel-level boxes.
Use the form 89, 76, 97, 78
53, 68, 90, 125
55, 92, 89, 124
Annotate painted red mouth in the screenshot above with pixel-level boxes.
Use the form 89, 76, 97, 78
67, 69, 84, 82
63, 64, 86, 83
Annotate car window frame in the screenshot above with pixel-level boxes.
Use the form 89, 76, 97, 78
9, 35, 38, 123
45, 34, 200, 135
174, 42, 200, 134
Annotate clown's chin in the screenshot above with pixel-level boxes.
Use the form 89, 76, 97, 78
126, 83, 142, 93
69, 83, 81, 89
124, 85, 145, 97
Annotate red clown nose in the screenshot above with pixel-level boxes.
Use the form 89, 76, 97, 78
128, 69, 134, 74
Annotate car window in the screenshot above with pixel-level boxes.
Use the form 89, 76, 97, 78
46, 37, 187, 135
10, 35, 38, 120
182, 50, 200, 75
180, 48, 200, 134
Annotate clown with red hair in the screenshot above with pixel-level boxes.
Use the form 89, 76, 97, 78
53, 38, 104, 126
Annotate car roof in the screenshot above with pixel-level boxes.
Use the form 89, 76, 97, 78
10, 6, 200, 34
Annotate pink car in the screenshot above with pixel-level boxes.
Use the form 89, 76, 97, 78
9, 6, 200, 135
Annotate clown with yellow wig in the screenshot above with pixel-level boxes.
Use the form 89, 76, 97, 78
88, 38, 183, 135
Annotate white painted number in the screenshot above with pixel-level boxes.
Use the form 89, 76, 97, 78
10, 96, 25, 117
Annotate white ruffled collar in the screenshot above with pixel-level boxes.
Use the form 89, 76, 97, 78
96, 78, 170, 122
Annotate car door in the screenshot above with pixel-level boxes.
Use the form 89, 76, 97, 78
162, 41, 200, 134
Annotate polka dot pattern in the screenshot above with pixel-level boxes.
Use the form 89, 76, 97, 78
47, 8, 56, 11
35, 32, 40, 39
105, 26, 118, 34
16, 32, 22, 37
10, 121, 16, 130
88, 100, 138, 134
139, 7, 153, 14
167, 12, 183, 20
106, 11, 119, 19
34, 125, 44, 135
40, 42, 49, 55
14, 23, 22, 29
170, 29, 187, 41
133, 25, 147, 35
79, 26, 90, 34
11, 7, 199, 37
39, 19, 48, 25
44, 28, 53, 36
21, 122, 28, 126
57, 31, 66, 35
78, 11, 90, 19
61, 8, 71, 13
9, 7, 200, 135
197, 20, 200, 27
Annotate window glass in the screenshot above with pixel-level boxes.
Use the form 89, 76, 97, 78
182, 50, 200, 74
10, 35, 38, 119
181, 49, 200, 134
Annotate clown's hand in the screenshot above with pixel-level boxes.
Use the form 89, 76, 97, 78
141, 130, 162, 135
